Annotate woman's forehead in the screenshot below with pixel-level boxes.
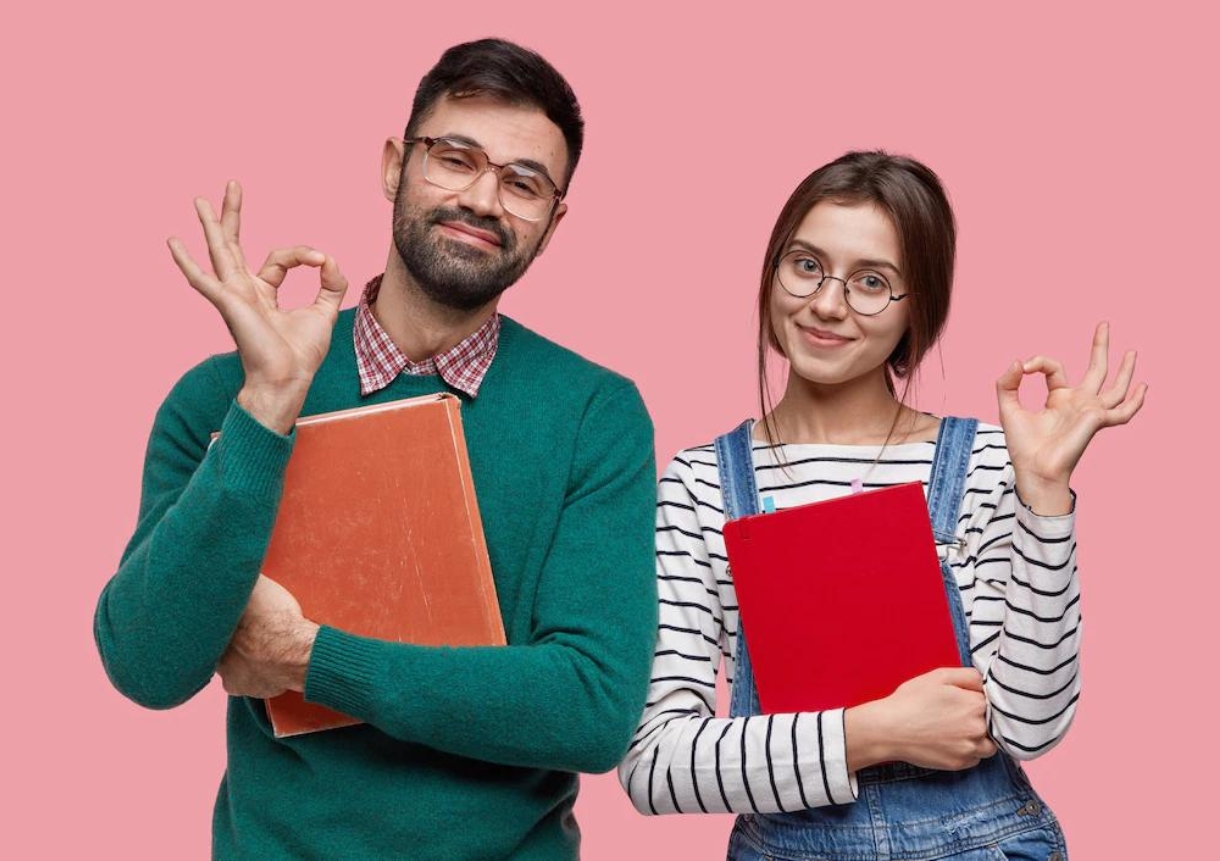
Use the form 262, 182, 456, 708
790, 201, 902, 268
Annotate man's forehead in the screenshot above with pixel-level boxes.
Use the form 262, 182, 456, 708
417, 95, 568, 181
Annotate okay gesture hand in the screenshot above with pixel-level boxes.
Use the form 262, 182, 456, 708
996, 322, 1147, 515
168, 181, 348, 433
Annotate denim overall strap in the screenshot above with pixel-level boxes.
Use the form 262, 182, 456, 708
925, 417, 978, 666
714, 420, 763, 718
926, 416, 979, 544
715, 419, 761, 521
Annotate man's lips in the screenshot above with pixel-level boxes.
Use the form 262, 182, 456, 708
438, 220, 503, 248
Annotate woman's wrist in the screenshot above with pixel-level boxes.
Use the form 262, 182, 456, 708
844, 699, 896, 772
1013, 473, 1074, 517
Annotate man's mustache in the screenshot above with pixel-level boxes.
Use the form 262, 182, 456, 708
429, 208, 513, 250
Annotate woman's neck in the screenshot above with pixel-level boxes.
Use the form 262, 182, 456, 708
763, 368, 935, 446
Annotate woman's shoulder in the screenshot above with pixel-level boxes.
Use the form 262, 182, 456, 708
664, 419, 769, 476
952, 418, 1015, 488
964, 417, 1003, 436
959, 419, 1009, 458
663, 440, 722, 481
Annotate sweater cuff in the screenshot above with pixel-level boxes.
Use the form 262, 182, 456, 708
214, 400, 295, 498
1015, 488, 1077, 538
824, 707, 854, 800
304, 625, 386, 721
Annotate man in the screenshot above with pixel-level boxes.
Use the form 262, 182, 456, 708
94, 39, 657, 860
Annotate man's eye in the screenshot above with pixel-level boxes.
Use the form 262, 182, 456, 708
505, 178, 541, 197
437, 153, 477, 171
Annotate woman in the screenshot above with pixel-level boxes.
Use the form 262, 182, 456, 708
618, 151, 1144, 860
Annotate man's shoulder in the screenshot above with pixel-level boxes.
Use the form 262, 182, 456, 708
169, 350, 242, 398
497, 315, 637, 395
153, 350, 245, 435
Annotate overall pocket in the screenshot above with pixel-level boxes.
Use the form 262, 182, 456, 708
987, 825, 1067, 861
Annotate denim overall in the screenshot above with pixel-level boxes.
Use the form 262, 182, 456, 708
716, 418, 1067, 861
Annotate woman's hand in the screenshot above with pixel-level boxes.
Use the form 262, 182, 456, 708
167, 180, 349, 434
996, 322, 1146, 515
845, 667, 997, 772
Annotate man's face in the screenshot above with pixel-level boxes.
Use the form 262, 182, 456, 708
389, 94, 569, 311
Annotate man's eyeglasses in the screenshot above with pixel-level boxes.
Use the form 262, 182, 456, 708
405, 136, 563, 222
774, 249, 907, 317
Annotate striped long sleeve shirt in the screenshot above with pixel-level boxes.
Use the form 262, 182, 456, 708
619, 424, 1081, 816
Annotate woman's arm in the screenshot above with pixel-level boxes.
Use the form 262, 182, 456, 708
958, 448, 1083, 758
973, 323, 1145, 758
618, 454, 857, 815
619, 452, 996, 815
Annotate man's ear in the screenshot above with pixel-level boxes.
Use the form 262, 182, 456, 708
535, 201, 568, 256
382, 138, 407, 202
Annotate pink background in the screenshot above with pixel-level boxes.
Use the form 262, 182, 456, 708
6, 2, 1214, 857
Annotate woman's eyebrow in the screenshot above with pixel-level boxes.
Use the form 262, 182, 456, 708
787, 239, 902, 276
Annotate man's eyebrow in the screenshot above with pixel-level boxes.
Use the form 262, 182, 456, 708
438, 134, 558, 185
440, 133, 481, 149
787, 239, 902, 276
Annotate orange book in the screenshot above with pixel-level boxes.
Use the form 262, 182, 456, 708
254, 393, 503, 737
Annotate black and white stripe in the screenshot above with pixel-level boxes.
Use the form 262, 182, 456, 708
619, 423, 1082, 816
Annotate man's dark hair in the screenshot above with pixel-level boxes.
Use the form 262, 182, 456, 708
405, 38, 584, 192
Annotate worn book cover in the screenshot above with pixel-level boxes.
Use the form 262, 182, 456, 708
258, 392, 503, 737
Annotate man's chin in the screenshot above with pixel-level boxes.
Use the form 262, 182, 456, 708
419, 281, 506, 313
436, 235, 501, 262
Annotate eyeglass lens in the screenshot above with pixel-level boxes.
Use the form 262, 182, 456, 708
423, 139, 556, 220
776, 250, 896, 316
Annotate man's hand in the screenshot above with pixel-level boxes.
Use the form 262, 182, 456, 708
218, 575, 320, 698
167, 181, 349, 434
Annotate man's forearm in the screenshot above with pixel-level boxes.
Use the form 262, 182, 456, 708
304, 627, 653, 774
95, 399, 293, 708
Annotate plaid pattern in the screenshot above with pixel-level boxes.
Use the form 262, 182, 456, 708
353, 275, 500, 398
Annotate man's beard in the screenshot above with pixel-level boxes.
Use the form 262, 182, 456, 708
392, 186, 542, 312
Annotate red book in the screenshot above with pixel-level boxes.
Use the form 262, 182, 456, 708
253, 393, 504, 737
722, 482, 960, 714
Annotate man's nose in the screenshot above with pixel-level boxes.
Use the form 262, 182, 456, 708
456, 169, 505, 219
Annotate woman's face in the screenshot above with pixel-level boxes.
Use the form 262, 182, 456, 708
768, 200, 911, 390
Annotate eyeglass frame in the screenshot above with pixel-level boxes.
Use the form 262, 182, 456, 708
773, 248, 909, 317
403, 135, 565, 222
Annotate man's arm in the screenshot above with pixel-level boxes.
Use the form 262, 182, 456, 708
224, 381, 658, 773
95, 182, 347, 708
94, 370, 294, 708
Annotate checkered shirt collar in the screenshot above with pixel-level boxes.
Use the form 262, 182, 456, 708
353, 275, 500, 398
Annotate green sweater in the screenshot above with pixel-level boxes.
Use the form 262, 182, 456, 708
94, 311, 658, 860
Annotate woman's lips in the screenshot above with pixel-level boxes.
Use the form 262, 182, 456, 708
799, 325, 853, 348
